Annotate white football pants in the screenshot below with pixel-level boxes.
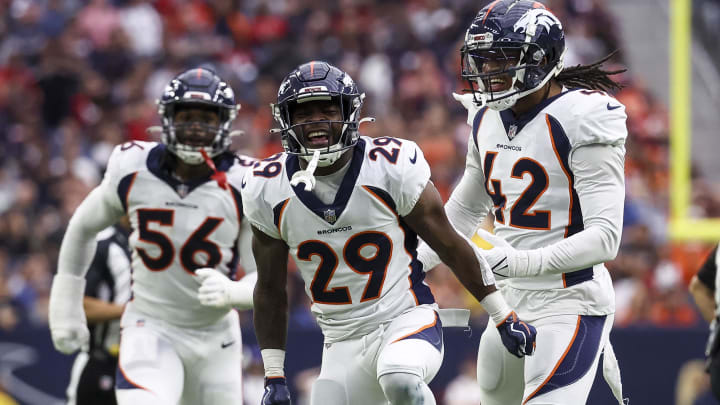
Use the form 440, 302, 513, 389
115, 302, 243, 405
477, 313, 614, 405
310, 305, 444, 405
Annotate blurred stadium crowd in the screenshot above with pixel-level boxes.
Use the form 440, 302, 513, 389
1, 0, 719, 400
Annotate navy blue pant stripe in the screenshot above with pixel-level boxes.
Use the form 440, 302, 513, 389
524, 315, 606, 403
393, 312, 443, 352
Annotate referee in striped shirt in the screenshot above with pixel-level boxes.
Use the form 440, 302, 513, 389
690, 242, 720, 400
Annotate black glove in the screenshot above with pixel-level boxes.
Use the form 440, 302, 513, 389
497, 311, 537, 358
262, 377, 291, 405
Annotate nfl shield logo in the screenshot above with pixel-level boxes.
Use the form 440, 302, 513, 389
323, 209, 337, 224
177, 184, 189, 198
507, 124, 518, 140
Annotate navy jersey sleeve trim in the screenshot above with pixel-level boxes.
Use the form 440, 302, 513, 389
546, 114, 584, 238
472, 107, 489, 150
117, 173, 138, 213
546, 114, 594, 287
273, 199, 291, 233
400, 218, 435, 305
229, 184, 243, 222
362, 186, 397, 215
562, 269, 594, 288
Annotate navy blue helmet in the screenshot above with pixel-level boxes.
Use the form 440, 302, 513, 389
157, 67, 238, 164
461, 0, 566, 110
272, 61, 364, 167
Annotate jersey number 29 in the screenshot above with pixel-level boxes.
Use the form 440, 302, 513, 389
298, 231, 392, 305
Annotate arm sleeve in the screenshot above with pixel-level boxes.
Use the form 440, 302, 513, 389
231, 271, 257, 310
57, 186, 125, 278
697, 244, 719, 291
444, 131, 493, 237
535, 143, 625, 273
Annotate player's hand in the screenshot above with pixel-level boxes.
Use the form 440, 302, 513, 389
262, 377, 292, 405
496, 311, 537, 358
196, 268, 235, 309
49, 274, 90, 354
452, 92, 483, 125
51, 327, 90, 354
472, 228, 513, 280
473, 228, 543, 279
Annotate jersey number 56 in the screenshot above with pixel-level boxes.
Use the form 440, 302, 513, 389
136, 209, 224, 273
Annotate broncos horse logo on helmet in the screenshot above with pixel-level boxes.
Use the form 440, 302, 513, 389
157, 67, 239, 165
272, 61, 365, 167
461, 0, 566, 111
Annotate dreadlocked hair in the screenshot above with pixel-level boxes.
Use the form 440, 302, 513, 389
556, 50, 626, 92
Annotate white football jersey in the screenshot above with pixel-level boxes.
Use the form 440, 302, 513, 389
242, 136, 436, 342
98, 141, 256, 328
469, 89, 627, 313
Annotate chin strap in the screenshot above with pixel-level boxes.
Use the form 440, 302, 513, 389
290, 149, 320, 191
200, 149, 228, 190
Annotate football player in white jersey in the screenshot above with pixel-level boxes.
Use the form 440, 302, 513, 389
243, 61, 538, 405
418, 1, 629, 404
48, 67, 258, 405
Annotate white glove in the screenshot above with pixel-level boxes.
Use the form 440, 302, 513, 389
49, 274, 90, 354
452, 92, 484, 126
472, 228, 542, 279
196, 268, 255, 310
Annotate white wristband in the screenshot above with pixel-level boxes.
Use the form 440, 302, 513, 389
416, 241, 442, 272
228, 272, 257, 309
261, 348, 286, 377
480, 290, 514, 327
49, 273, 87, 328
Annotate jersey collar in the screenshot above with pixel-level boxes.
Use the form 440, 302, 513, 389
146, 144, 235, 198
499, 89, 576, 141
285, 138, 366, 225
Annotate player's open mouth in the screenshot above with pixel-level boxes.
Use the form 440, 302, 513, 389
488, 77, 511, 92
181, 136, 211, 147
306, 130, 330, 147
